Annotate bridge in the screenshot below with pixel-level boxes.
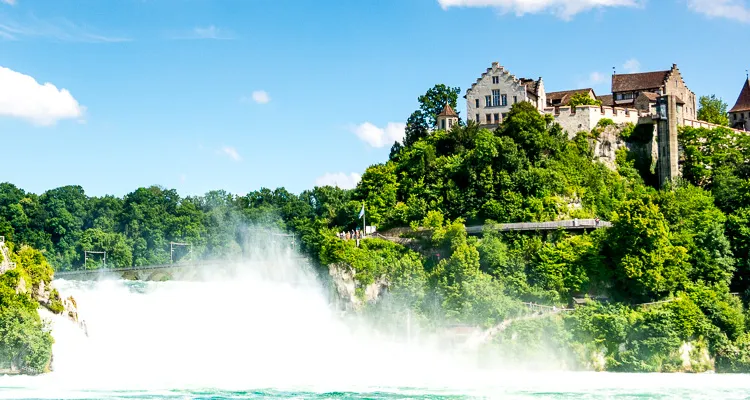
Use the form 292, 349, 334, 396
54, 257, 309, 281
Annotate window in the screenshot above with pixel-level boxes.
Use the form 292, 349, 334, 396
475, 113, 480, 122
441, 119, 446, 130
502, 94, 508, 106
502, 113, 508, 120
448, 120, 453, 128
734, 113, 738, 121
492, 76, 499, 84
485, 95, 492, 107
492, 90, 500, 107
486, 114, 491, 123
513, 96, 518, 104
493, 113, 499, 123
475, 99, 480, 108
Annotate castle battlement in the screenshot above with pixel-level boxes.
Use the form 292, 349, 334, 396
543, 105, 645, 138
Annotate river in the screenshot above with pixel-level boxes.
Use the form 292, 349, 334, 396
0, 249, 749, 399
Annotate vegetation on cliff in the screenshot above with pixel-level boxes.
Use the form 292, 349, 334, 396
0, 243, 58, 374
0, 85, 749, 372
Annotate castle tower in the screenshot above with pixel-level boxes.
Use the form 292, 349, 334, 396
436, 102, 459, 131
729, 77, 750, 131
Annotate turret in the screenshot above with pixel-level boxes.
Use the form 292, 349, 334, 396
436, 102, 459, 131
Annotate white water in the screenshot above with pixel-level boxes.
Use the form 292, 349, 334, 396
1, 245, 750, 398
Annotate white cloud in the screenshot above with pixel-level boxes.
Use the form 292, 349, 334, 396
622, 58, 641, 73
219, 146, 241, 162
588, 71, 606, 84
687, 0, 750, 23
437, 0, 640, 19
170, 25, 234, 40
351, 122, 406, 148
0, 66, 85, 126
1, 0, 17, 5
315, 172, 362, 189
251, 90, 270, 104
0, 16, 129, 42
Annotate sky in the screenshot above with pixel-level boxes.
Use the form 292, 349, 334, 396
1, 0, 749, 198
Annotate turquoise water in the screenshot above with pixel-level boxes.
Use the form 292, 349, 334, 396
3, 374, 750, 399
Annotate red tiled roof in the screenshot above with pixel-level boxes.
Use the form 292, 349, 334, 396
438, 102, 458, 117
730, 79, 750, 113
612, 71, 669, 93
546, 88, 595, 106
640, 92, 660, 101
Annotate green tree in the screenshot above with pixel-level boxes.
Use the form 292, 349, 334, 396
417, 84, 461, 127
601, 196, 691, 302
568, 92, 602, 108
697, 95, 729, 126
403, 110, 429, 148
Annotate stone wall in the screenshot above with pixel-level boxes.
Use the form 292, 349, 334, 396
683, 118, 746, 133
664, 64, 697, 120
545, 105, 647, 138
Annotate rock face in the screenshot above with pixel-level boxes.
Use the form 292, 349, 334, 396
591, 124, 656, 173
328, 263, 388, 310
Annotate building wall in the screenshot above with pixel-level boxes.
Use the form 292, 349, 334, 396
663, 66, 697, 121
466, 63, 537, 128
544, 105, 645, 139
729, 112, 750, 131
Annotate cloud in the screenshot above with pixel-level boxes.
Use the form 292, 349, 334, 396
1, 0, 16, 5
622, 58, 641, 73
351, 122, 406, 148
0, 66, 85, 125
687, 0, 750, 23
179, 174, 187, 183
251, 90, 270, 104
169, 25, 234, 40
315, 172, 362, 189
219, 146, 242, 162
437, 0, 640, 19
0, 16, 130, 42
584, 71, 607, 87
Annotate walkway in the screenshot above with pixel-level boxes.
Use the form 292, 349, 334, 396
462, 302, 571, 349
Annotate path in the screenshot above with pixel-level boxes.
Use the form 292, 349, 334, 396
462, 303, 570, 350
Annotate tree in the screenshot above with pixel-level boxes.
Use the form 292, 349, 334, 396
568, 92, 602, 108
697, 95, 729, 126
417, 84, 461, 127
403, 110, 429, 148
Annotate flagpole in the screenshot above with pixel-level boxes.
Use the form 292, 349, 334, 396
362, 201, 366, 238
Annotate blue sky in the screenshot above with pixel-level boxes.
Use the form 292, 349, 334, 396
1, 0, 749, 197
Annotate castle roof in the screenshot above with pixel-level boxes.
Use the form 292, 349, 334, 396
730, 79, 750, 113
547, 88, 596, 106
438, 102, 458, 117
520, 78, 541, 97
612, 70, 669, 92
597, 94, 614, 107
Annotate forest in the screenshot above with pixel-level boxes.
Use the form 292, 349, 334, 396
1, 86, 750, 372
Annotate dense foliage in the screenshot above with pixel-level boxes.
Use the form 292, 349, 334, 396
2, 86, 750, 373
0, 244, 57, 374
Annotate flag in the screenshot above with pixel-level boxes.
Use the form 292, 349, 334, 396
358, 204, 365, 219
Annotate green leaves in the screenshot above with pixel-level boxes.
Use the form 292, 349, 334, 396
697, 95, 730, 126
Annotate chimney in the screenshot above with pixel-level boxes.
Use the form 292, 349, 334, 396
492, 61, 499, 68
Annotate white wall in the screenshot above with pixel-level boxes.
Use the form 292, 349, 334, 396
466, 63, 533, 127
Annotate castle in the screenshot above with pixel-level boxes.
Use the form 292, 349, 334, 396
458, 61, 746, 187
